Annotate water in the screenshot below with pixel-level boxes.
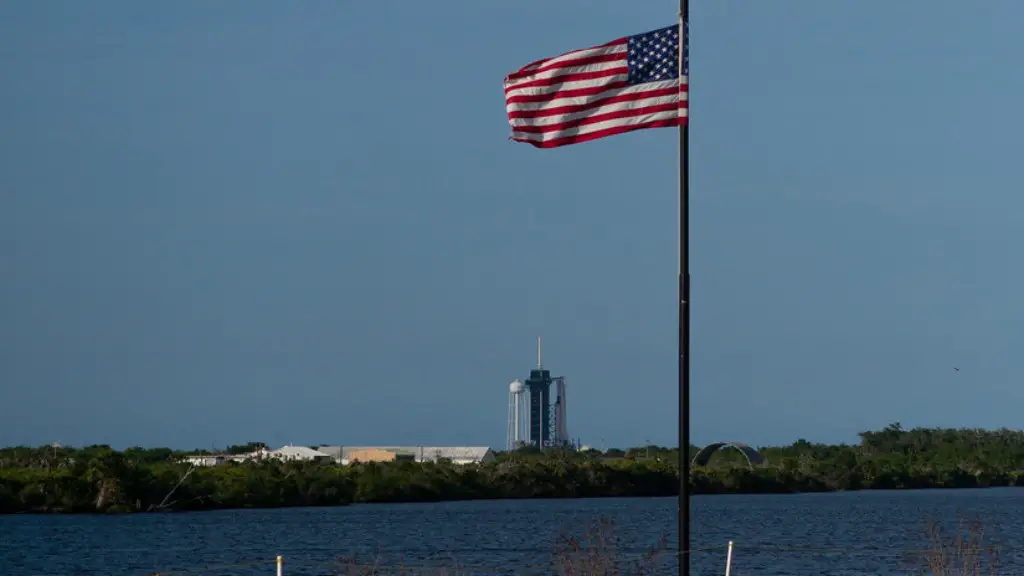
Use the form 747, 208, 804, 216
2, 489, 1022, 575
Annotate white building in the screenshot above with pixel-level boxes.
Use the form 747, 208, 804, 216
267, 445, 333, 462
181, 454, 228, 467
181, 448, 270, 466
181, 446, 327, 466
419, 446, 495, 465
181, 445, 493, 466
231, 448, 270, 462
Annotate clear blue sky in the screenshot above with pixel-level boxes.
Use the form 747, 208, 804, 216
2, 1, 1023, 451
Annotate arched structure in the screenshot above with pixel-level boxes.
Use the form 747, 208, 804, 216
691, 442, 765, 469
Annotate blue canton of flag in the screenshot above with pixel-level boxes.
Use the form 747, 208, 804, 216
627, 25, 683, 85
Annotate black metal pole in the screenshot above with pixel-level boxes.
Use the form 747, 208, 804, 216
677, 0, 691, 575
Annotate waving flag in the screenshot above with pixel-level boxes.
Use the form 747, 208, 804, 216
503, 24, 688, 149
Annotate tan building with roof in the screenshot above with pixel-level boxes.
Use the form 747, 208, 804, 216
347, 448, 399, 463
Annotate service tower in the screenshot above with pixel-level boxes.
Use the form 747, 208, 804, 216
523, 337, 570, 450
525, 337, 552, 449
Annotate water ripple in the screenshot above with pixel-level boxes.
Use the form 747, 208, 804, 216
1, 489, 1020, 575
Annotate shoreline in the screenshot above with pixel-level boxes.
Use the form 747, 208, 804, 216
5, 477, 1024, 515
5, 424, 1024, 514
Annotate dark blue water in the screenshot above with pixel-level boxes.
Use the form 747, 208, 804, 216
2, 489, 1021, 575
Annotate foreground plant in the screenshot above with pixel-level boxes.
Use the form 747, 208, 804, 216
331, 516, 671, 575
904, 516, 1000, 576
549, 516, 670, 576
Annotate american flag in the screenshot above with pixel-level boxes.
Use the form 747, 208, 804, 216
504, 24, 688, 149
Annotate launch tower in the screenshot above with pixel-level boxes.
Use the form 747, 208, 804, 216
523, 337, 570, 450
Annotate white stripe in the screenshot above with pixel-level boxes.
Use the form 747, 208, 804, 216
510, 94, 680, 128
511, 109, 683, 143
506, 80, 682, 114
504, 58, 627, 92
505, 73, 629, 101
511, 43, 627, 77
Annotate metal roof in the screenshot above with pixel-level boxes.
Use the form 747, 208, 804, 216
269, 445, 332, 458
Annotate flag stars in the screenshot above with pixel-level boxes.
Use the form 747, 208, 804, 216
626, 26, 681, 84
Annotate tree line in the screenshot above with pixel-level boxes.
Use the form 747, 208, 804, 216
3, 423, 1024, 513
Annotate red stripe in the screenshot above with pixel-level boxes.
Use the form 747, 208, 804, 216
506, 79, 687, 106
503, 66, 628, 94
505, 51, 627, 82
506, 37, 626, 79
511, 102, 681, 134
511, 117, 687, 149
505, 81, 630, 105
508, 86, 681, 119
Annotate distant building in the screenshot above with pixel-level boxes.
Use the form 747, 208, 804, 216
180, 445, 493, 466
346, 448, 403, 463
267, 445, 333, 462
316, 446, 495, 466
182, 454, 229, 467
233, 448, 270, 462
181, 446, 318, 466
313, 446, 344, 463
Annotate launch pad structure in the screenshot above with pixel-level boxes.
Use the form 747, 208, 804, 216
507, 337, 571, 451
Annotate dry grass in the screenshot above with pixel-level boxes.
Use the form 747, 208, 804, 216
549, 517, 671, 576
903, 516, 1001, 576
332, 516, 672, 575
330, 514, 1005, 575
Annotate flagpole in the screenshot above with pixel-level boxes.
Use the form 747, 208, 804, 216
677, 0, 691, 575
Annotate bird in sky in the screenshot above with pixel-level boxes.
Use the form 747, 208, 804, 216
953, 367, 960, 372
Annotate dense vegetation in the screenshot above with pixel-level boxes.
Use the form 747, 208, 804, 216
4, 423, 1024, 514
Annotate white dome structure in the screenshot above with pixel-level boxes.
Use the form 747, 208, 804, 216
509, 379, 524, 394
